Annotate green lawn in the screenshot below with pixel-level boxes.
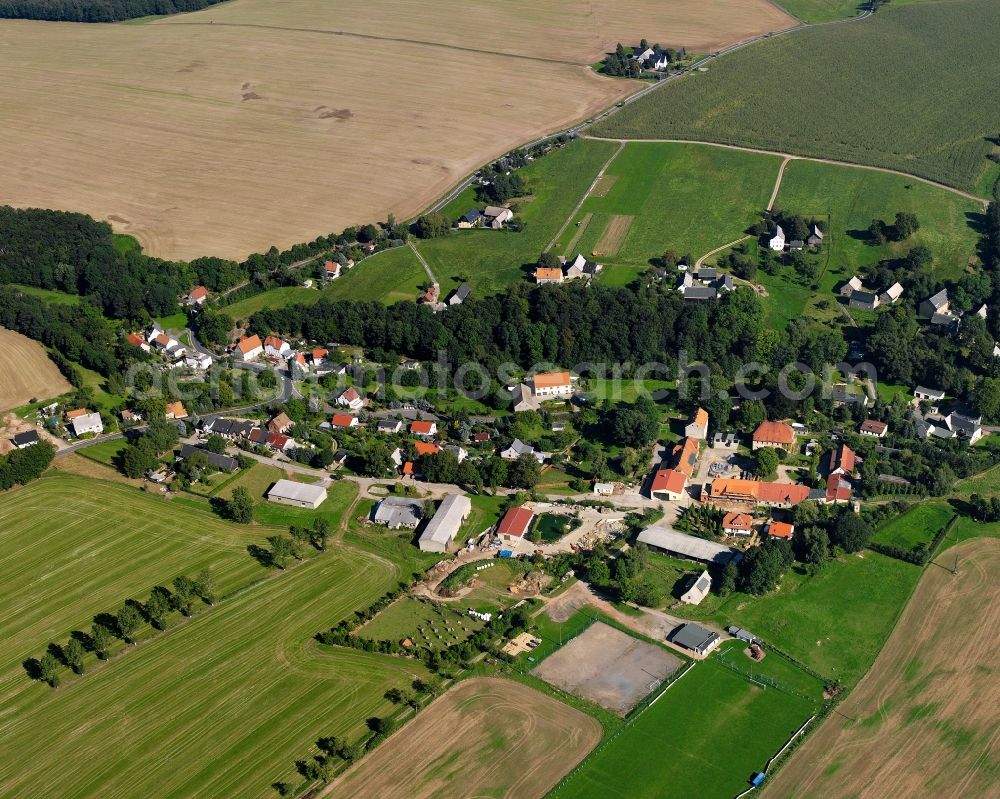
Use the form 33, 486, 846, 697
591, 0, 1000, 193
76, 364, 124, 414
534, 513, 571, 543
153, 311, 188, 331
872, 501, 955, 551
551, 654, 821, 799
225, 245, 428, 321
567, 142, 780, 269
777, 0, 866, 22
675, 551, 921, 685
10, 283, 82, 305
77, 437, 127, 466
952, 464, 1000, 498
416, 138, 619, 295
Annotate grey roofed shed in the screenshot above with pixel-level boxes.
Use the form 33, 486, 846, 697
637, 526, 741, 565
670, 623, 721, 654
683, 286, 718, 301
372, 496, 423, 529
266, 479, 328, 509
179, 443, 239, 472
418, 494, 472, 552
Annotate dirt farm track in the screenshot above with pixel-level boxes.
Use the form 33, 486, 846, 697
765, 538, 1000, 799
0, 328, 71, 413
0, 0, 793, 260
319, 677, 602, 799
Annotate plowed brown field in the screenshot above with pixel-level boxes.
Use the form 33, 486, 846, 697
320, 677, 602, 799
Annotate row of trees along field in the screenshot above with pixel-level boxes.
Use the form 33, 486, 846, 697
0, 0, 227, 22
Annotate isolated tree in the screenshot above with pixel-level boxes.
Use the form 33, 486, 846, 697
267, 535, 296, 569
312, 519, 331, 551
227, 486, 255, 523
754, 447, 779, 479
203, 434, 228, 454
506, 453, 541, 489
145, 587, 172, 629
63, 637, 86, 675
830, 512, 872, 553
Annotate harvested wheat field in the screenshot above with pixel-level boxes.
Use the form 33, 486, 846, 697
593, 214, 634, 256
0, 328, 70, 413
765, 538, 1000, 799
174, 0, 796, 64
0, 0, 793, 261
320, 677, 602, 799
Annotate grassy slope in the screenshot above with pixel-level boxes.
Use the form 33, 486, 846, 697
552, 653, 820, 799
225, 245, 428, 321
564, 142, 779, 282
872, 500, 955, 550
416, 139, 619, 295
675, 550, 921, 684
752, 157, 984, 325
591, 0, 1000, 193
0, 473, 440, 798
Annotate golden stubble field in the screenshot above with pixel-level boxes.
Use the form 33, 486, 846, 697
0, 328, 71, 413
319, 677, 603, 799
765, 538, 1000, 799
0, 0, 793, 261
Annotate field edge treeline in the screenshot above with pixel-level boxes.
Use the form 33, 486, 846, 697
0, 0, 227, 22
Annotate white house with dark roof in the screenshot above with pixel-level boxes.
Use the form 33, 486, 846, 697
768, 225, 786, 251
680, 570, 712, 605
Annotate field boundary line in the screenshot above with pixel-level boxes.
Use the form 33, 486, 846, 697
157, 21, 591, 67
562, 211, 593, 257
546, 140, 625, 253
583, 137, 990, 207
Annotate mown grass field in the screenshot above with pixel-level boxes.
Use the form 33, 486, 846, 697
0, 472, 445, 798
675, 550, 921, 685
0, 474, 271, 695
417, 139, 619, 294
550, 652, 822, 799
562, 142, 780, 274
872, 501, 955, 552
225, 245, 429, 321
591, 0, 1000, 194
